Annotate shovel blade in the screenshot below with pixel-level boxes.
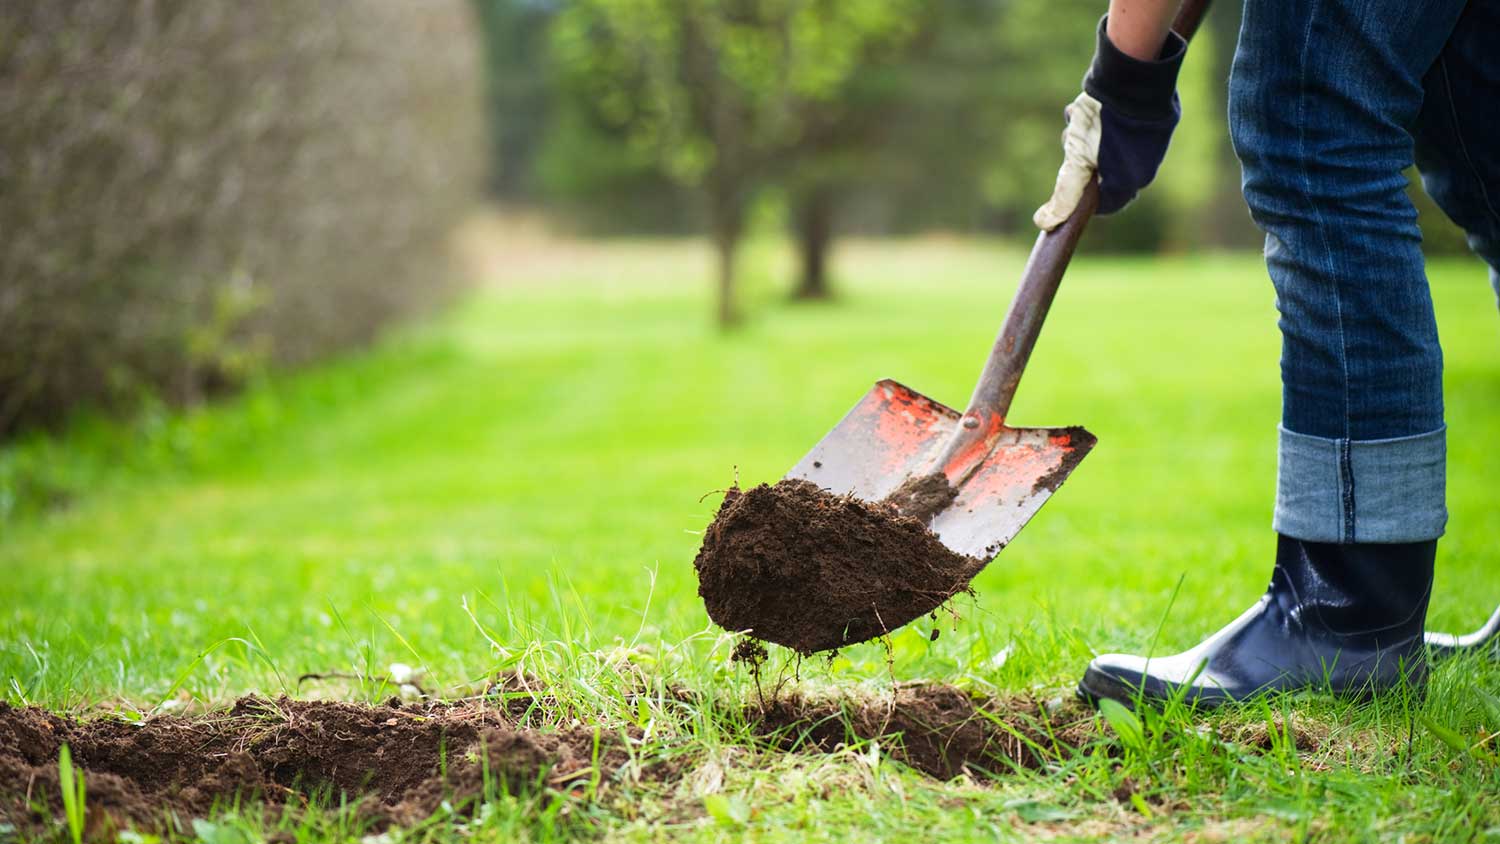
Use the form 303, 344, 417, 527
787, 379, 1095, 560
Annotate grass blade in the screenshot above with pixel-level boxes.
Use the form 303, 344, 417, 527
1099, 698, 1146, 754
58, 743, 85, 844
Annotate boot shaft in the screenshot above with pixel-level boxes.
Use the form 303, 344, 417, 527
1272, 534, 1435, 649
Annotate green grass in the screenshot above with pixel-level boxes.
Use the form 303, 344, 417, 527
3, 236, 1499, 842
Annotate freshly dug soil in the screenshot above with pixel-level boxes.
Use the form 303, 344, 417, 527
750, 683, 1096, 780
0, 685, 1097, 838
0, 696, 642, 838
694, 480, 984, 654
3, 680, 1324, 837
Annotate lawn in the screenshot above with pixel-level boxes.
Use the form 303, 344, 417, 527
3, 232, 1498, 842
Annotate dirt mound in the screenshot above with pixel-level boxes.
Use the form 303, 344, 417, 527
694, 480, 983, 654
1, 685, 1102, 837
749, 684, 1094, 780
0, 697, 638, 837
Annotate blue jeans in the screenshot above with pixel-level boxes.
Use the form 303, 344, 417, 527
1229, 0, 1500, 543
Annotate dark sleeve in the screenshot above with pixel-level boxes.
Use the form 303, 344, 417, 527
1083, 14, 1186, 122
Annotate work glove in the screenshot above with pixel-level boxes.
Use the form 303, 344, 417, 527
1034, 16, 1187, 230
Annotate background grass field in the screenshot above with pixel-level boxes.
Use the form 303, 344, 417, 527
3, 236, 1498, 841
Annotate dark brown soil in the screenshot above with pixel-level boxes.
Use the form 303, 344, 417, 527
0, 696, 645, 838
694, 480, 982, 654
749, 684, 1096, 780
1, 685, 1098, 838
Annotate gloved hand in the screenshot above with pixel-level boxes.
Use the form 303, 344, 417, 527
1034, 16, 1187, 230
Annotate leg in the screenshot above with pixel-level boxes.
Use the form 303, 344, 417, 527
1413, 0, 1500, 306
1078, 0, 1469, 708
1230, 0, 1469, 544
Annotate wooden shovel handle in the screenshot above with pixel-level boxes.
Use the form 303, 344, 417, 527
961, 0, 1212, 424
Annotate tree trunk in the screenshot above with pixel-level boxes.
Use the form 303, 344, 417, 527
709, 186, 744, 328
713, 228, 739, 327
793, 187, 835, 300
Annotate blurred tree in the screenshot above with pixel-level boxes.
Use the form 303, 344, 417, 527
476, 0, 1271, 282
534, 96, 702, 234
778, 0, 1013, 298
473, 0, 559, 199
550, 0, 920, 325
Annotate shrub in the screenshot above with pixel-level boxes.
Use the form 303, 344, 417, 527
0, 1, 484, 437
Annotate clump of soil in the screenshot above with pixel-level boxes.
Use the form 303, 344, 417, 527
0, 697, 642, 838
748, 683, 1096, 779
881, 472, 960, 524
694, 480, 983, 654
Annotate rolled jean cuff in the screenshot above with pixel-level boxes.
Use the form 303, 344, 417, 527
1274, 425, 1446, 543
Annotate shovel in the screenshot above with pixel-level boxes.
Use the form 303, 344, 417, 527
787, 1, 1213, 562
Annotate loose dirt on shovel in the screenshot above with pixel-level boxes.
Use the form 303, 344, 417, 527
695, 479, 984, 654
0, 686, 1099, 838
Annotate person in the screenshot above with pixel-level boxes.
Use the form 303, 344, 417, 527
1040, 0, 1500, 706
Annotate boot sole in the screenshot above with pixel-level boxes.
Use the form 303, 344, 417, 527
1075, 665, 1231, 711
1075, 665, 1427, 711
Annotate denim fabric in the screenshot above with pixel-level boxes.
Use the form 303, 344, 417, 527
1275, 426, 1447, 543
1414, 1, 1500, 304
1229, 0, 1500, 542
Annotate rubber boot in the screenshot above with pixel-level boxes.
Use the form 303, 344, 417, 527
1078, 535, 1434, 708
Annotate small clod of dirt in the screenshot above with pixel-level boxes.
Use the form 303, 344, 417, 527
0, 697, 649, 838
730, 638, 769, 667
748, 684, 1096, 780
881, 472, 960, 525
694, 480, 983, 654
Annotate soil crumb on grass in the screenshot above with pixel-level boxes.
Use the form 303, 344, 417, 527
695, 480, 982, 654
749, 684, 1096, 779
0, 697, 644, 837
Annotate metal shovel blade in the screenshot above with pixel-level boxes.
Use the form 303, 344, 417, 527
786, 379, 1095, 561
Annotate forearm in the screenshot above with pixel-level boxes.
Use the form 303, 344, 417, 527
1105, 0, 1184, 61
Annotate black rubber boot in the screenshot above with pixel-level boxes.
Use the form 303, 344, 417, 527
1078, 535, 1435, 708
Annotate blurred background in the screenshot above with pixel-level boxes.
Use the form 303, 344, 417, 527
0, 0, 1471, 440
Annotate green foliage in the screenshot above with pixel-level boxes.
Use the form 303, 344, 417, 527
486, 0, 1272, 267
58, 744, 85, 844
0, 1, 484, 438
703, 793, 752, 828
551, 0, 918, 187
1098, 698, 1146, 754
482, 0, 1475, 267
534, 101, 701, 234
545, 0, 927, 321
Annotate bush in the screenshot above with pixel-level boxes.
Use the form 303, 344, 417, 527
0, 1, 483, 437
